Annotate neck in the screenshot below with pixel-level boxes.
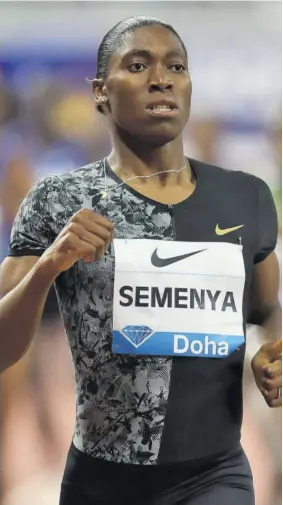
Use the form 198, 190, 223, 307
108, 130, 190, 184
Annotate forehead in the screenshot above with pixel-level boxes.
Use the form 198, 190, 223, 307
114, 24, 186, 62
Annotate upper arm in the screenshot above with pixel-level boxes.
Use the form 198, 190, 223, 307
0, 256, 39, 297
248, 178, 280, 324
253, 178, 278, 264
248, 252, 280, 324
1, 176, 61, 296
8, 176, 58, 258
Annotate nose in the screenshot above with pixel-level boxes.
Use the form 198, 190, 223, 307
148, 65, 173, 93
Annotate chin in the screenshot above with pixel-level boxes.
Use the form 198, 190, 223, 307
115, 120, 184, 147
140, 126, 183, 147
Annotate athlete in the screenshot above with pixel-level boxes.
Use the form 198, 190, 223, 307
0, 16, 282, 505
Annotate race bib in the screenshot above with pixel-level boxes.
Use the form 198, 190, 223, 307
112, 239, 245, 359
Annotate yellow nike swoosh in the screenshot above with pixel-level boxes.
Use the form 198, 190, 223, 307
215, 224, 244, 236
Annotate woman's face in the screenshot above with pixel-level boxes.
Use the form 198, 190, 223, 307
97, 24, 192, 146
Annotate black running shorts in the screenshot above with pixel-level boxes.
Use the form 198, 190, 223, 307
59, 442, 254, 505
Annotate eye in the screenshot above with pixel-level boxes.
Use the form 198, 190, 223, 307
128, 62, 147, 73
170, 64, 186, 73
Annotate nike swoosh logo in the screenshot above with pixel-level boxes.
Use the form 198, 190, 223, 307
215, 224, 244, 236
151, 248, 206, 268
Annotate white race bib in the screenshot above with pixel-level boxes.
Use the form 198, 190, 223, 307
112, 239, 245, 359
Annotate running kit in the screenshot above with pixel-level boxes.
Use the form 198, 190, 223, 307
9, 158, 277, 504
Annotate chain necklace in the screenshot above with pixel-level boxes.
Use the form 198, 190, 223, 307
100, 157, 189, 199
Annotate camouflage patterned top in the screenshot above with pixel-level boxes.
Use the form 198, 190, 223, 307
9, 158, 277, 465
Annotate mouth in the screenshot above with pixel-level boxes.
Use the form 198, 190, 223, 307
146, 101, 178, 117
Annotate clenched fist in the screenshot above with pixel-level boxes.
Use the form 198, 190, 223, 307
251, 340, 282, 408
41, 209, 114, 275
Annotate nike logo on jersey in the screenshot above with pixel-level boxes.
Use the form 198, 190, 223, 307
215, 224, 244, 236
151, 248, 206, 268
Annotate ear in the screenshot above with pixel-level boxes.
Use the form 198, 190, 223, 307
92, 78, 108, 112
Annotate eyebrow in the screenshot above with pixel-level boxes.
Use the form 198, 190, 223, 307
121, 48, 187, 62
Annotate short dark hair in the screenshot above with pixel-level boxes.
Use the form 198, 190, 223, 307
96, 16, 187, 80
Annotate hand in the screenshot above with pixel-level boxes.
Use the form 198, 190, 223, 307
41, 209, 114, 276
251, 340, 282, 408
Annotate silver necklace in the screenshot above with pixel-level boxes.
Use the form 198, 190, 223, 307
100, 157, 189, 199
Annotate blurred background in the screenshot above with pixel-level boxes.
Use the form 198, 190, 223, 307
0, 1, 281, 504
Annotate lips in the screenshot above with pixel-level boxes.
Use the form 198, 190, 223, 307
146, 100, 178, 111
146, 100, 178, 118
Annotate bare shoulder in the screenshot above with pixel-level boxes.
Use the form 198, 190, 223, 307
0, 256, 40, 296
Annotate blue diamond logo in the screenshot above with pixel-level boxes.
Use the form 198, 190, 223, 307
121, 326, 153, 348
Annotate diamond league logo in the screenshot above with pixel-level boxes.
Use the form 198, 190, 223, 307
121, 326, 154, 348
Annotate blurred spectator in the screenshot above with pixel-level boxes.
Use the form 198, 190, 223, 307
0, 82, 34, 261
183, 118, 221, 164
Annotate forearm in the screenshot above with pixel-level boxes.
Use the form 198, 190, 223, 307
0, 259, 57, 372
260, 302, 282, 342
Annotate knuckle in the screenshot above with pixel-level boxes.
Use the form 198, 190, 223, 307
61, 233, 70, 244
264, 381, 274, 391
265, 371, 275, 381
96, 237, 106, 247
64, 233, 75, 245
68, 222, 78, 234
89, 243, 97, 252
79, 208, 92, 216
101, 232, 111, 243
72, 209, 89, 223
266, 397, 273, 407
70, 212, 79, 223
271, 382, 279, 391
